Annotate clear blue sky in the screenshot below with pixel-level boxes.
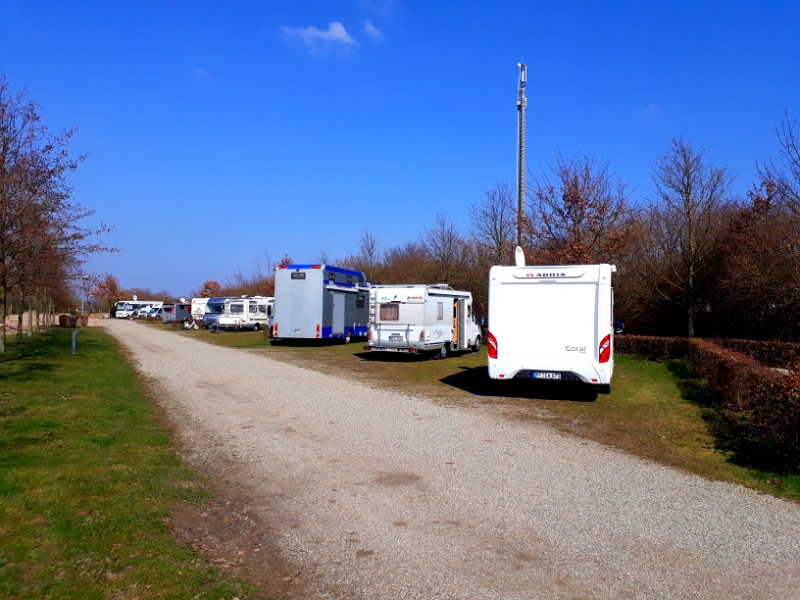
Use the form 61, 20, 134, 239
2, 0, 799, 297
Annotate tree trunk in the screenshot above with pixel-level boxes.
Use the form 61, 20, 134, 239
17, 290, 24, 343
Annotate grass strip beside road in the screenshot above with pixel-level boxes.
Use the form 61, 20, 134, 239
0, 328, 270, 600
169, 324, 800, 502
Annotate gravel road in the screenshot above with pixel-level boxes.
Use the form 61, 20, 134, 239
104, 319, 800, 600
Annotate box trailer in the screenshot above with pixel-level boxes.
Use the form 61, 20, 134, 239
487, 254, 616, 394
161, 302, 192, 323
272, 264, 369, 341
217, 296, 273, 331
364, 284, 482, 358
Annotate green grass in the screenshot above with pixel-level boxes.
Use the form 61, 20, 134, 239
0, 328, 271, 600
164, 324, 800, 502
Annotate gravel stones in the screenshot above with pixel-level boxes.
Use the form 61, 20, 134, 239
104, 319, 800, 600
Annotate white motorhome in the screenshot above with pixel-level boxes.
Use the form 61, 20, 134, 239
114, 299, 163, 319
487, 250, 616, 394
217, 296, 273, 331
190, 297, 210, 322
365, 284, 482, 358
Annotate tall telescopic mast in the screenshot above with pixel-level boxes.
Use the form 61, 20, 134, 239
516, 62, 527, 248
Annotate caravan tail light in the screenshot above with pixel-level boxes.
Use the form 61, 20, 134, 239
367, 329, 371, 340
599, 334, 611, 363
487, 331, 498, 359
273, 323, 278, 336
316, 323, 320, 338
419, 330, 425, 341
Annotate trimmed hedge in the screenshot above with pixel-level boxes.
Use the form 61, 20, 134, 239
616, 334, 800, 469
713, 338, 800, 370
614, 334, 688, 360
687, 338, 800, 468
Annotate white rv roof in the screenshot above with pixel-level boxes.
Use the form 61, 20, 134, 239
490, 264, 615, 285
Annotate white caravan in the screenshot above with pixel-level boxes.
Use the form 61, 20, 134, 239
190, 297, 210, 322
217, 296, 273, 331
114, 299, 163, 319
365, 284, 482, 358
487, 249, 616, 394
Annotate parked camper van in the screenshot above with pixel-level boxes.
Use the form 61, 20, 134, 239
217, 296, 273, 331
191, 298, 210, 323
202, 297, 232, 329
114, 300, 163, 319
161, 302, 192, 323
487, 249, 616, 394
364, 284, 482, 358
272, 264, 368, 341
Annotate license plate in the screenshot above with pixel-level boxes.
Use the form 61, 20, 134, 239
389, 334, 403, 341
533, 371, 562, 380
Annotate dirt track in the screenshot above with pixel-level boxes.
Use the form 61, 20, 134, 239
104, 319, 800, 600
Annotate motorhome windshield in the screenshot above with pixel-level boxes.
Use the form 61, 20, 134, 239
206, 303, 224, 314
115, 301, 126, 311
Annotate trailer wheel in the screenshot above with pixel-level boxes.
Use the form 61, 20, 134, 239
253, 323, 260, 332
437, 345, 448, 360
471, 336, 481, 353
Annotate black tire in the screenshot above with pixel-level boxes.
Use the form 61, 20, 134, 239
437, 345, 448, 360
253, 323, 260, 331
471, 336, 481, 353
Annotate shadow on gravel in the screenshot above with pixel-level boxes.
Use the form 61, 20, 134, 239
440, 366, 599, 402
668, 359, 800, 474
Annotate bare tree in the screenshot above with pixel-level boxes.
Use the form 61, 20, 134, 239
526, 151, 631, 264
470, 182, 516, 266
0, 76, 114, 349
357, 228, 380, 269
421, 213, 467, 284
635, 138, 733, 337
757, 112, 800, 216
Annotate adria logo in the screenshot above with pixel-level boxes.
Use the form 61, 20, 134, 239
536, 272, 567, 278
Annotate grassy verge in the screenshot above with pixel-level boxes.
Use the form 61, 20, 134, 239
162, 324, 800, 502
0, 327, 271, 599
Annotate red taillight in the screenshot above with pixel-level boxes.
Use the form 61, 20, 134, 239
367, 329, 371, 340
273, 323, 278, 336
488, 331, 498, 359
599, 334, 611, 363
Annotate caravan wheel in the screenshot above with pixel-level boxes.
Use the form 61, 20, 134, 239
437, 345, 448, 360
471, 336, 481, 353
253, 323, 260, 332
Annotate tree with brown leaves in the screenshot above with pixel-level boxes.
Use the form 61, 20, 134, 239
526, 151, 631, 265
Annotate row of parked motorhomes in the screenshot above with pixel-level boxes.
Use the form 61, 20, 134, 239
115, 249, 616, 394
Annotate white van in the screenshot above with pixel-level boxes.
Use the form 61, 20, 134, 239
217, 296, 273, 331
365, 284, 482, 358
487, 250, 615, 394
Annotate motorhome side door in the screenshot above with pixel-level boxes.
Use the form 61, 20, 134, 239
456, 299, 468, 350
332, 293, 345, 335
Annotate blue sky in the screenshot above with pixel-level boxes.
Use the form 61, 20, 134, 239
2, 0, 799, 297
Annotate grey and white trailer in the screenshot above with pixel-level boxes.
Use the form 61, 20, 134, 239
272, 264, 369, 341
364, 284, 482, 358
161, 302, 192, 323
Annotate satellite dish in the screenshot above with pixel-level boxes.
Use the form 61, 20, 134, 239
132, 295, 138, 301
180, 297, 187, 303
